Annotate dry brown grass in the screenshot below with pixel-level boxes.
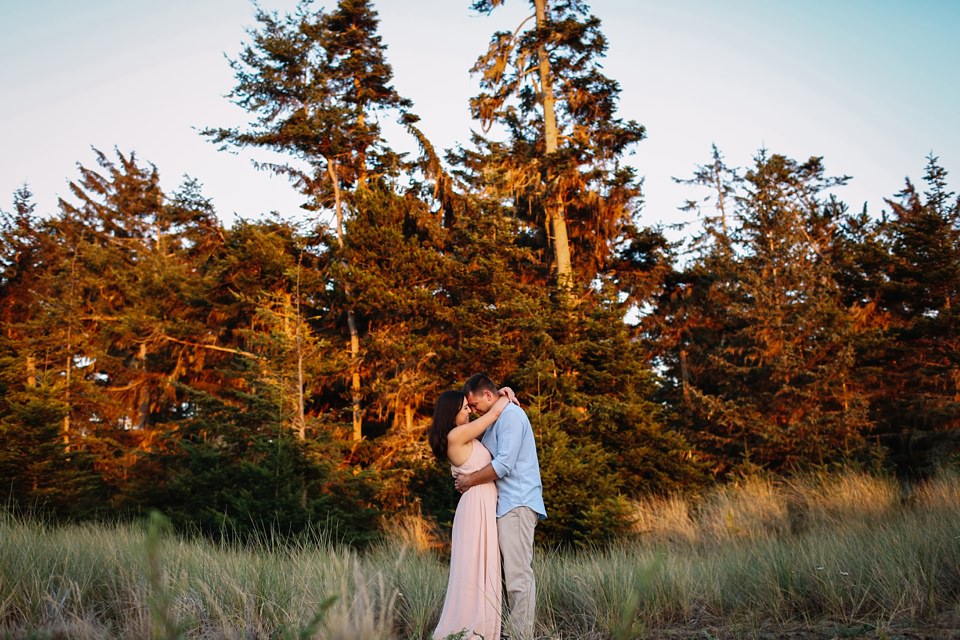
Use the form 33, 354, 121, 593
630, 494, 698, 545
785, 470, 901, 532
380, 509, 446, 554
629, 470, 917, 545
909, 467, 960, 510
697, 474, 789, 543
3, 470, 958, 639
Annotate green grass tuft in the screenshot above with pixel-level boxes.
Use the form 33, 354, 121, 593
1, 471, 958, 638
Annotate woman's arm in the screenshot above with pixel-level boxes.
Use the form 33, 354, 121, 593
447, 396, 510, 448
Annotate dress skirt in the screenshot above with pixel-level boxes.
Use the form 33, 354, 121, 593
433, 440, 501, 640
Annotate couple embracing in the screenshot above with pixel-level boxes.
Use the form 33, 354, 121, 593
428, 373, 547, 640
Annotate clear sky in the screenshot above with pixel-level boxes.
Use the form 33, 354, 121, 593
2, 1, 958, 235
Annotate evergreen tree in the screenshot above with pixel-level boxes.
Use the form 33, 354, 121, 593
442, 190, 704, 542
511, 287, 708, 544
452, 1, 702, 541
0, 186, 108, 515
0, 186, 44, 334
54, 149, 167, 437
659, 150, 875, 473
652, 146, 743, 420
734, 153, 872, 468
465, 0, 647, 294
205, 0, 414, 439
140, 367, 380, 544
214, 218, 336, 441
868, 156, 960, 472
0, 186, 49, 396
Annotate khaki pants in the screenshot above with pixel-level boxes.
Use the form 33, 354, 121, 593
497, 506, 538, 639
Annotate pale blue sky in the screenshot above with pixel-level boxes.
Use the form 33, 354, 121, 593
2, 1, 958, 235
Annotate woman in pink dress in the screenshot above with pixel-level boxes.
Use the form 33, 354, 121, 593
428, 389, 513, 640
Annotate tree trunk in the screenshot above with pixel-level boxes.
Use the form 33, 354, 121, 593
26, 354, 36, 388
63, 352, 71, 450
534, 0, 573, 293
292, 269, 307, 441
295, 322, 306, 442
327, 159, 344, 241
327, 160, 363, 441
349, 310, 362, 441
137, 342, 150, 430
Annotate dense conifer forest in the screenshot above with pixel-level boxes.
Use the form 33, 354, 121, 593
1, 0, 957, 548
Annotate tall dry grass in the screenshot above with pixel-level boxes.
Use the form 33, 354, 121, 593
611, 469, 960, 636
1, 470, 958, 639
0, 510, 400, 639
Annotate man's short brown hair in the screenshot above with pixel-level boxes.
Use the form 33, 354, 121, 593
463, 373, 497, 396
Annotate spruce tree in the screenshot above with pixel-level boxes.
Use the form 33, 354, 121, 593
465, 0, 647, 294
0, 186, 106, 516
451, 2, 703, 539
205, 0, 413, 440
661, 150, 875, 473
653, 146, 743, 420
868, 156, 960, 472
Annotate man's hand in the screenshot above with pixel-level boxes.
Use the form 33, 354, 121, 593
454, 470, 474, 494
453, 464, 497, 494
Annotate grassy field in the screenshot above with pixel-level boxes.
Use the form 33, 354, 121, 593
1, 471, 958, 639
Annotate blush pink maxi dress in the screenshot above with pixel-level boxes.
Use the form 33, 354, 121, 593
433, 440, 502, 640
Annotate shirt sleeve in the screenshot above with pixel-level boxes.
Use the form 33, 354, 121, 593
490, 407, 523, 479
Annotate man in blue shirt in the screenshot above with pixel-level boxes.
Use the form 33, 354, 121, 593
454, 373, 546, 640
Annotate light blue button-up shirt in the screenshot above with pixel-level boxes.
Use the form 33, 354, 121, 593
480, 402, 547, 520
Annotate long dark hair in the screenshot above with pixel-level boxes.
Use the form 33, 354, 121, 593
429, 390, 464, 462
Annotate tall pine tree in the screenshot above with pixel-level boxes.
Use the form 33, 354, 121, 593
868, 156, 960, 472
658, 150, 875, 474
205, 0, 413, 440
